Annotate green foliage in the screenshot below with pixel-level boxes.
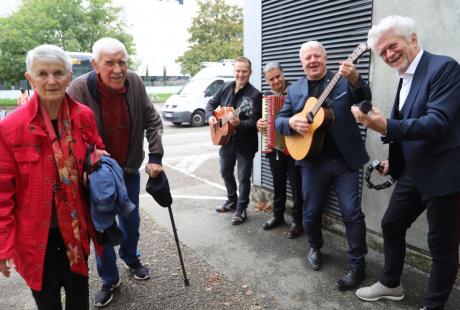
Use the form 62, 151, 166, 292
0, 99, 18, 107
148, 93, 173, 103
176, 0, 243, 76
0, 0, 135, 83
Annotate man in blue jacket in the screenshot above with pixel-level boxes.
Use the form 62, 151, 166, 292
275, 41, 371, 291
352, 15, 460, 310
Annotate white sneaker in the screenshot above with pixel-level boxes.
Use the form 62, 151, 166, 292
356, 281, 404, 302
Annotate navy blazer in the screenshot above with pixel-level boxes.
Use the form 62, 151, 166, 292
275, 71, 371, 170
384, 51, 460, 196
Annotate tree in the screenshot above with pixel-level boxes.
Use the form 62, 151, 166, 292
176, 0, 243, 76
0, 0, 135, 83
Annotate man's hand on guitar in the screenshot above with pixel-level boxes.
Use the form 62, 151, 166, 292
351, 105, 387, 135
208, 116, 217, 126
228, 114, 240, 127
339, 61, 360, 87
257, 119, 267, 132
289, 114, 310, 136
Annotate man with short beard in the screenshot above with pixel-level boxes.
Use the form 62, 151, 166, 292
206, 56, 262, 225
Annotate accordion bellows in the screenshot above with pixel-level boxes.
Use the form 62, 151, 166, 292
261, 94, 289, 155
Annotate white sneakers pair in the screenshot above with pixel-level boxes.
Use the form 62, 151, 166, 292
356, 281, 404, 302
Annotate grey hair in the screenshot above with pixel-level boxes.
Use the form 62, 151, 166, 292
92, 37, 128, 62
26, 44, 72, 73
367, 15, 418, 50
299, 41, 327, 58
263, 62, 284, 74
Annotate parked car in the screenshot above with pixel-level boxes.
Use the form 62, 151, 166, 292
162, 61, 234, 127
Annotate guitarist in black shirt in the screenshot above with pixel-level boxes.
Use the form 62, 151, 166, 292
205, 57, 262, 225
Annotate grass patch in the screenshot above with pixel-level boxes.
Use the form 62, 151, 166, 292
149, 93, 173, 103
0, 98, 18, 107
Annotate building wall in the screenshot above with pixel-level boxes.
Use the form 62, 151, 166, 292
244, 0, 263, 185
244, 0, 460, 256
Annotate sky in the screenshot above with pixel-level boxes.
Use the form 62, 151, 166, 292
0, 0, 243, 76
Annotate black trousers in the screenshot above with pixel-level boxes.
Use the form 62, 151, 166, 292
219, 142, 255, 212
266, 150, 303, 222
379, 170, 460, 309
31, 228, 89, 310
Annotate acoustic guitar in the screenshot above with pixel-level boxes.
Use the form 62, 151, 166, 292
210, 98, 253, 145
285, 43, 368, 161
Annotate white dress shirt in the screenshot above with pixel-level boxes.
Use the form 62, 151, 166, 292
398, 49, 424, 110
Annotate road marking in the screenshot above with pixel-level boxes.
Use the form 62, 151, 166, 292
140, 193, 226, 201
162, 153, 219, 161
163, 162, 226, 190
172, 153, 217, 173
139, 160, 226, 191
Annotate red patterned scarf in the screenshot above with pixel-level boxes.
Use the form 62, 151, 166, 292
39, 98, 91, 276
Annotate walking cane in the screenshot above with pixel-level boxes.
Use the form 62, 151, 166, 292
166, 203, 190, 286
146, 171, 190, 286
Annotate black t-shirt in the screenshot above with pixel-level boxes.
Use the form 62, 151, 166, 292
307, 78, 341, 158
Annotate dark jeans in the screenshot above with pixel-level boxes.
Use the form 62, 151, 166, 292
219, 144, 255, 212
300, 156, 367, 269
267, 150, 303, 223
31, 228, 89, 310
96, 171, 141, 286
379, 170, 460, 309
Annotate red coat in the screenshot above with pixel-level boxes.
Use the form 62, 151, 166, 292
0, 93, 104, 291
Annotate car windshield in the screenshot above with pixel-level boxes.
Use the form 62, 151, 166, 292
179, 80, 212, 96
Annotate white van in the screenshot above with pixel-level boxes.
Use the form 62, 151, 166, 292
162, 61, 234, 127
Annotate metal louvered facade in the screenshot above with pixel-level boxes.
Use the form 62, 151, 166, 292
259, 0, 373, 216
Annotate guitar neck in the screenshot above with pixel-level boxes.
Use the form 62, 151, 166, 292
309, 43, 368, 117
311, 72, 341, 113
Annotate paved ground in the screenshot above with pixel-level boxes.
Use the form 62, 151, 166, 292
1, 111, 459, 309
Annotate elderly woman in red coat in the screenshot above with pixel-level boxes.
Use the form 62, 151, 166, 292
0, 44, 106, 309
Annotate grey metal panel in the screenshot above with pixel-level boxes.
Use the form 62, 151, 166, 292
260, 0, 373, 216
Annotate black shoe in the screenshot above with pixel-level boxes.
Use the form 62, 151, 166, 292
231, 209, 247, 225
335, 266, 365, 291
94, 279, 122, 307
128, 261, 151, 280
287, 222, 304, 238
307, 248, 321, 271
216, 200, 236, 213
262, 216, 285, 230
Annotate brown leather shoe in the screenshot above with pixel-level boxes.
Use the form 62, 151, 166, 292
287, 222, 304, 238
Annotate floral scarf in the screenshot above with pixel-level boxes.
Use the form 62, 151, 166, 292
39, 98, 90, 276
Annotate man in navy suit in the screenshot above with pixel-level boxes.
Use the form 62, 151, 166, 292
275, 41, 371, 290
352, 15, 460, 310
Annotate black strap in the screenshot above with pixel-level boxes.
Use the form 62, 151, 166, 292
364, 159, 396, 190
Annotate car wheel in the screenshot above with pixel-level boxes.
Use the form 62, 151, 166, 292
190, 111, 205, 127
172, 122, 182, 126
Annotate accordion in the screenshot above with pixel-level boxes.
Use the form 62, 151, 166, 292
261, 94, 289, 154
